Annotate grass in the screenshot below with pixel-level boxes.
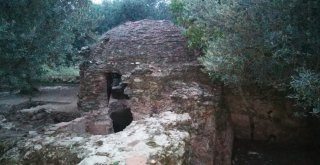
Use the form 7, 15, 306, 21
42, 65, 79, 77
39, 65, 80, 83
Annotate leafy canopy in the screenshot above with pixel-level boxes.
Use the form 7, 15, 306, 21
0, 0, 172, 92
171, 0, 320, 113
0, 0, 97, 91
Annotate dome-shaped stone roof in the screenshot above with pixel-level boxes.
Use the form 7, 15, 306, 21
89, 19, 194, 66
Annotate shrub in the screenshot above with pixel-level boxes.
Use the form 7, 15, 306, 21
290, 68, 320, 114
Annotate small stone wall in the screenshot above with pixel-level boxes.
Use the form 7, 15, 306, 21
78, 64, 109, 111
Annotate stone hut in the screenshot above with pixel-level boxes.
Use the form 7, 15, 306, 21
1, 20, 317, 165
78, 20, 233, 165
78, 19, 195, 112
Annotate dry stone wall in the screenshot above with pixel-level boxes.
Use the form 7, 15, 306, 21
78, 20, 233, 165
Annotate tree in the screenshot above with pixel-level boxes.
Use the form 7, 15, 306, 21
0, 0, 97, 92
0, 0, 173, 92
171, 0, 320, 114
95, 0, 172, 33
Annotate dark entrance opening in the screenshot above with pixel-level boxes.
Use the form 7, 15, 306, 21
106, 73, 129, 106
106, 72, 132, 133
110, 107, 133, 132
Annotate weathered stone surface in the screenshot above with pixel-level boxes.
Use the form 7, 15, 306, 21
77, 19, 233, 165
78, 19, 196, 111
78, 111, 191, 165
44, 110, 113, 135
0, 111, 191, 165
225, 86, 320, 144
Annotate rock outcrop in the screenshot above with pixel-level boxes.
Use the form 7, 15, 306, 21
1, 111, 191, 165
225, 86, 320, 144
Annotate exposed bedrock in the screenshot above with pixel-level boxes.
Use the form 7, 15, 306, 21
224, 86, 320, 145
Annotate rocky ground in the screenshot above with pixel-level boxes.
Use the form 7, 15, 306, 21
0, 85, 192, 164
0, 85, 81, 159
0, 85, 320, 164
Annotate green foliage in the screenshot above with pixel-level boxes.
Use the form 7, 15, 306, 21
41, 65, 79, 77
39, 65, 79, 84
173, 0, 320, 113
184, 24, 206, 49
0, 0, 97, 91
170, 0, 184, 23
290, 68, 320, 114
0, 0, 172, 91
95, 0, 172, 33
170, 0, 223, 50
112, 162, 119, 165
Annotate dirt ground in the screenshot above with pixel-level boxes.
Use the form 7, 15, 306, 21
0, 84, 81, 156
0, 84, 79, 112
